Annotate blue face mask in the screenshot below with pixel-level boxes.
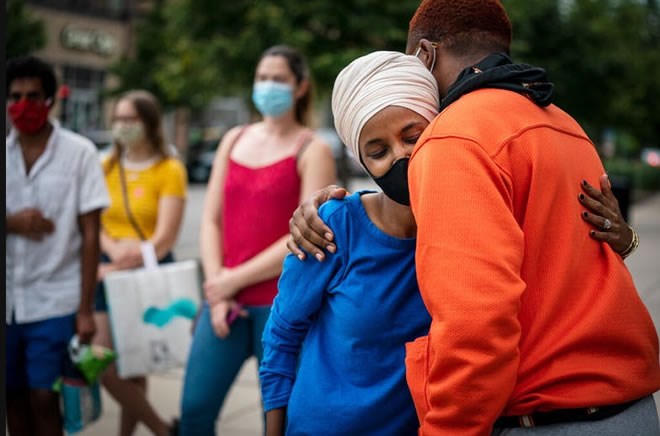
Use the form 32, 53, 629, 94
252, 81, 294, 117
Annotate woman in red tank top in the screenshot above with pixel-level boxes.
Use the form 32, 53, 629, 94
179, 45, 337, 435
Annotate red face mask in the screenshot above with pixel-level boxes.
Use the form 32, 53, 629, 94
8, 99, 50, 134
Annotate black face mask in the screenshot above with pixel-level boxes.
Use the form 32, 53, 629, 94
371, 157, 410, 206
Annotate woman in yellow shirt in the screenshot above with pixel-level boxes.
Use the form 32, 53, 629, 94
94, 90, 186, 436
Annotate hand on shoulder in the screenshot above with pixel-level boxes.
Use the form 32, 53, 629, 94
286, 184, 351, 262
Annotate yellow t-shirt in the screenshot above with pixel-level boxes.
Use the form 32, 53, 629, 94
102, 156, 187, 239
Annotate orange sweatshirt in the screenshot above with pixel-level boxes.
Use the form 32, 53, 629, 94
406, 88, 660, 435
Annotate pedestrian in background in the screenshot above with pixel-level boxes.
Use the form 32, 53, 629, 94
93, 89, 187, 436
6, 55, 109, 436
178, 45, 336, 435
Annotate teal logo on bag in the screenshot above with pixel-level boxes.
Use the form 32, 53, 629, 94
142, 298, 197, 328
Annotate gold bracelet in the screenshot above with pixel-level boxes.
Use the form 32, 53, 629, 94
620, 228, 635, 256
623, 227, 639, 258
620, 226, 639, 260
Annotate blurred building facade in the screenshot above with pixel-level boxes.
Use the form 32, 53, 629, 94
25, 0, 152, 141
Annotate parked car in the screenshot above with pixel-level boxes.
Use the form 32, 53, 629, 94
186, 139, 220, 184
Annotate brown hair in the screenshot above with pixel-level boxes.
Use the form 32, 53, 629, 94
258, 45, 313, 126
106, 89, 170, 171
407, 0, 512, 57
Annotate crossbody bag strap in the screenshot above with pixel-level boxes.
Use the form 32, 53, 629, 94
118, 159, 148, 241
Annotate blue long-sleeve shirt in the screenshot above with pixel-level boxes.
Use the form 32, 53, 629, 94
260, 191, 431, 435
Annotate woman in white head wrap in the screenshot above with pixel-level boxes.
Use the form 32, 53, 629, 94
332, 50, 438, 176
260, 51, 439, 436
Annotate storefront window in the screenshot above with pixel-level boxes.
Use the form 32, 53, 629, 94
61, 66, 106, 134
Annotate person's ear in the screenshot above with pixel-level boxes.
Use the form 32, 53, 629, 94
295, 79, 309, 100
416, 39, 438, 73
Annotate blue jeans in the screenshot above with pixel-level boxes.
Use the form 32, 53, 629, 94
179, 303, 271, 436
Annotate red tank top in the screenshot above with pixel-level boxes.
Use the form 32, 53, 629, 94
222, 127, 311, 306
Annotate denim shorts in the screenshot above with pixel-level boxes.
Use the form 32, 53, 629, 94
6, 313, 76, 391
95, 252, 175, 312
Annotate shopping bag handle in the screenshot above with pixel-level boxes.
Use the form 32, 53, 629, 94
140, 242, 159, 270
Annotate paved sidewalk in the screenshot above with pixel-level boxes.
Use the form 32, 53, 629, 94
80, 191, 660, 435
79, 362, 263, 435
625, 193, 660, 416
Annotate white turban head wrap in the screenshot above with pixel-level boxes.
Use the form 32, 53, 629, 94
331, 51, 439, 170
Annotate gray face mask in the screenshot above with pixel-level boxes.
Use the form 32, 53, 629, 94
112, 123, 145, 149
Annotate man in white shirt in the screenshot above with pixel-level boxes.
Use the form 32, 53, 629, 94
5, 55, 110, 436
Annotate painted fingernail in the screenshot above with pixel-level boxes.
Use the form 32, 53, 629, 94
315, 253, 324, 262
582, 212, 588, 218
325, 232, 334, 241
590, 230, 596, 237
579, 193, 585, 200
297, 254, 305, 261
582, 180, 587, 186
327, 245, 336, 254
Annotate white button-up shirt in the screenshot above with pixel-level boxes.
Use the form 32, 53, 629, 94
6, 120, 110, 324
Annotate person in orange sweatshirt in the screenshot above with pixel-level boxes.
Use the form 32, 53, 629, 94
401, 0, 660, 434
287, 0, 659, 434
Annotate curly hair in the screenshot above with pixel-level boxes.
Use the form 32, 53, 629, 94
7, 55, 58, 101
407, 0, 512, 57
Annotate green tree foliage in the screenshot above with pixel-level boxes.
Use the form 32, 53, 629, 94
111, 0, 419, 111
115, 0, 659, 151
6, 0, 46, 59
110, 0, 168, 102
506, 0, 660, 151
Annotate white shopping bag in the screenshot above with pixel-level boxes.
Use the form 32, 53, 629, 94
104, 253, 202, 378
